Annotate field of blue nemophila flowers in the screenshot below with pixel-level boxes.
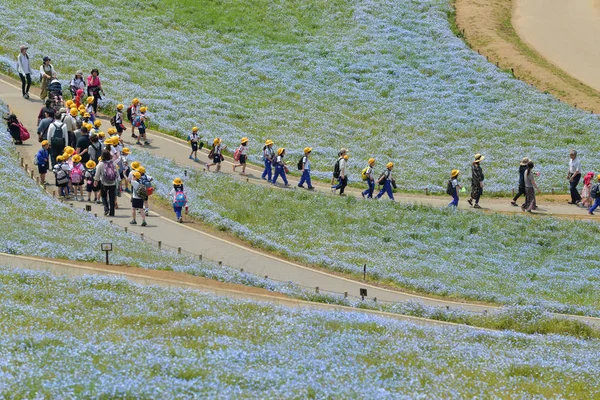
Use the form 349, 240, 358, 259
135, 149, 600, 316
0, 267, 598, 398
1, 0, 599, 192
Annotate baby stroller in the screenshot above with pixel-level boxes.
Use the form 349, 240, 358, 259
47, 78, 64, 112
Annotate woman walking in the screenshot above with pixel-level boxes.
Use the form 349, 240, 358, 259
87, 69, 105, 113
39, 56, 56, 99
511, 157, 529, 207
522, 161, 540, 213
467, 153, 485, 209
17, 45, 33, 99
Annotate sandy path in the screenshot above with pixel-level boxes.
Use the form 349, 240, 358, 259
513, 0, 600, 93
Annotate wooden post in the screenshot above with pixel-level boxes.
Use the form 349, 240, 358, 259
424, 188, 429, 196
158, 241, 162, 250
24, 164, 28, 172
512, 188, 515, 196
264, 275, 268, 279
373, 297, 377, 303
20, 157, 24, 167
218, 261, 222, 266
177, 247, 181, 254
52, 190, 56, 198
141, 233, 144, 241
124, 227, 128, 233
30, 170, 34, 179
199, 254, 202, 261
344, 292, 348, 298
551, 188, 555, 195
240, 268, 244, 272
315, 286, 319, 294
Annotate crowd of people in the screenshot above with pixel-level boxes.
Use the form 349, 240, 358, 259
9, 47, 600, 219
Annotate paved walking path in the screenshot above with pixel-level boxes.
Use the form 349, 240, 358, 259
2, 74, 600, 329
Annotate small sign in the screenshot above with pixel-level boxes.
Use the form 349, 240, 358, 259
359, 288, 368, 297
101, 243, 113, 252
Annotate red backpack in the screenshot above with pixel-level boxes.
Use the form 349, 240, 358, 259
12, 122, 30, 141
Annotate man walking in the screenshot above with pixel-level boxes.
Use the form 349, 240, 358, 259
47, 112, 68, 167
567, 150, 582, 205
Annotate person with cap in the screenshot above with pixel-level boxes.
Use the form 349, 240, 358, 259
115, 104, 126, 134
84, 160, 100, 203
467, 153, 485, 209
206, 138, 226, 172
169, 178, 188, 223
39, 56, 55, 99
128, 98, 141, 139
87, 69, 105, 113
361, 158, 376, 199
271, 148, 289, 186
567, 149, 582, 205
17, 45, 32, 99
47, 112, 68, 167
85, 96, 96, 123
588, 175, 600, 215
130, 171, 147, 226
511, 157, 529, 207
188, 126, 202, 162
128, 161, 141, 186
120, 147, 132, 193
233, 137, 249, 174
94, 149, 118, 216
87, 132, 103, 164
580, 171, 595, 209
69, 71, 86, 99
447, 169, 462, 207
261, 140, 275, 181
136, 165, 154, 216
70, 154, 85, 201
297, 147, 314, 190
53, 155, 71, 198
35, 140, 50, 185
522, 160, 540, 213
332, 153, 349, 196
136, 106, 149, 145
376, 162, 395, 201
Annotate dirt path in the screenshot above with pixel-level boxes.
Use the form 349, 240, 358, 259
513, 0, 600, 93
455, 0, 600, 113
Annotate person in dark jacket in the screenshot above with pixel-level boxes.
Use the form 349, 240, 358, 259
511, 157, 529, 207
467, 153, 485, 209
5, 114, 22, 145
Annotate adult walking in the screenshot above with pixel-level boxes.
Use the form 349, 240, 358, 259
94, 150, 118, 216
332, 151, 349, 196
567, 149, 582, 205
16, 45, 33, 99
47, 112, 68, 167
87, 69, 105, 113
467, 153, 485, 209
69, 71, 86, 99
39, 56, 55, 99
522, 161, 540, 213
511, 157, 529, 207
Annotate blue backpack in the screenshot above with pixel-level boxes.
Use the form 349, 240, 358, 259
173, 190, 187, 207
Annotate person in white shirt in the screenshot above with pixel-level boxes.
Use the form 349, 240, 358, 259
233, 137, 249, 174
332, 153, 349, 195
567, 149, 582, 204
129, 98, 141, 139
297, 147, 314, 190
188, 126, 202, 161
39, 56, 56, 99
261, 140, 275, 181
69, 71, 86, 98
376, 162, 395, 201
129, 171, 147, 226
47, 114, 68, 167
206, 138, 227, 172
448, 169, 462, 207
361, 158, 376, 198
271, 148, 289, 186
17, 45, 32, 99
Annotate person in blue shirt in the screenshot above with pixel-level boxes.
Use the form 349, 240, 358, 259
36, 140, 50, 185
376, 162, 395, 201
297, 147, 314, 190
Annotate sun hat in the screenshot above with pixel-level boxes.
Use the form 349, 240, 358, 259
94, 120, 102, 127
59, 107, 67, 114
107, 127, 116, 135
132, 98, 140, 104
241, 137, 248, 144
64, 147, 74, 155
140, 106, 147, 113
70, 108, 78, 117
386, 162, 394, 169
339, 148, 348, 154
121, 147, 130, 155
56, 155, 63, 162
65, 100, 74, 107
265, 139, 273, 146
520, 157, 529, 166
136, 166, 146, 174
192, 126, 199, 132
277, 148, 285, 155
19, 45, 28, 51
41, 140, 49, 146
304, 147, 312, 154
76, 70, 83, 76
133, 171, 141, 179
43, 56, 51, 62
131, 161, 140, 170
368, 158, 375, 165
87, 96, 94, 104
213, 138, 221, 145
86, 160, 96, 169
474, 153, 484, 163
173, 178, 183, 185
104, 139, 112, 146
111, 136, 120, 145
72, 154, 82, 163
117, 104, 124, 110
83, 113, 91, 119
451, 169, 459, 177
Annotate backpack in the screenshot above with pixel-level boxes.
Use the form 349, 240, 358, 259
71, 164, 83, 184
446, 180, 454, 196
33, 154, 39, 166
173, 190, 187, 207
126, 105, 133, 121
592, 183, 600, 199
135, 182, 148, 200
50, 123, 65, 148
361, 167, 368, 181
377, 172, 387, 185
103, 160, 117, 182
54, 164, 69, 185
13, 122, 30, 141
297, 156, 304, 170
333, 158, 341, 178
208, 146, 215, 159
132, 116, 142, 128
139, 174, 152, 188
109, 115, 116, 126
234, 148, 241, 161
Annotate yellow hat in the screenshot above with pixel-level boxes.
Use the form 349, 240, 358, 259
304, 147, 312, 154
106, 127, 114, 134
112, 136, 121, 145
343, 154, 349, 160
132, 98, 140, 105
451, 169, 460, 177
56, 155, 63, 162
386, 162, 394, 169
265, 139, 273, 146
64, 147, 75, 155
192, 126, 199, 132
65, 100, 74, 108
474, 153, 484, 163
117, 104, 124, 110
87, 96, 94, 104
140, 106, 147, 113
94, 120, 102, 127
78, 106, 86, 112
597, 174, 600, 181
136, 166, 146, 174
41, 140, 49, 146
213, 138, 221, 145
173, 178, 183, 185
83, 112, 91, 118
122, 147, 130, 155
86, 123, 94, 131
70, 108, 78, 117
98, 131, 105, 138
277, 148, 285, 155
131, 161, 140, 170
241, 137, 248, 144
132, 171, 141, 179
104, 139, 112, 146
72, 154, 82, 163
368, 158, 375, 165
86, 160, 96, 169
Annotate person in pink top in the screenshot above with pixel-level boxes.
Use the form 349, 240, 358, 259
87, 69, 105, 113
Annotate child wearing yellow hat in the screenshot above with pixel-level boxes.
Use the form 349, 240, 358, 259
376, 162, 395, 201
169, 178, 187, 223
361, 158, 376, 199
70, 154, 85, 201
447, 169, 462, 207
84, 160, 100, 203
119, 148, 131, 193
271, 148, 289, 186
206, 138, 227, 172
261, 140, 275, 181
53, 155, 71, 198
188, 126, 203, 162
233, 137, 249, 175
135, 106, 149, 146
130, 171, 147, 226
128, 98, 141, 139
35, 140, 50, 185
297, 147, 314, 190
